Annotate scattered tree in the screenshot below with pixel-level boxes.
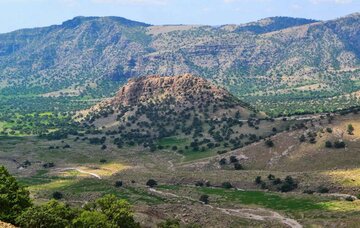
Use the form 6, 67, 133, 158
255, 176, 262, 185
146, 179, 158, 188
115, 181, 123, 188
325, 141, 333, 148
52, 191, 63, 200
221, 182, 233, 189
199, 195, 209, 204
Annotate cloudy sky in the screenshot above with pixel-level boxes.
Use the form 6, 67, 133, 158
0, 0, 359, 33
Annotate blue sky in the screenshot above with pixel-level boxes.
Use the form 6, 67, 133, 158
0, 0, 359, 33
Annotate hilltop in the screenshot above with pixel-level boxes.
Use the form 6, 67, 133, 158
78, 74, 291, 156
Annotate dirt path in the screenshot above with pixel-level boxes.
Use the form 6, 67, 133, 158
148, 188, 302, 228
57, 168, 102, 179
167, 160, 175, 171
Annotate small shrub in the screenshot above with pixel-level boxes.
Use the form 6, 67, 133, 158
219, 158, 227, 166
115, 181, 123, 188
221, 182, 233, 189
195, 181, 204, 187
260, 182, 267, 189
146, 179, 158, 188
52, 191, 63, 200
234, 163, 243, 170
309, 137, 316, 144
199, 194, 209, 204
229, 156, 238, 163
334, 141, 346, 148
303, 189, 315, 194
299, 135, 306, 142
255, 176, 262, 184
265, 139, 274, 147
325, 141, 333, 148
348, 124, 354, 135
317, 186, 329, 193
272, 178, 282, 185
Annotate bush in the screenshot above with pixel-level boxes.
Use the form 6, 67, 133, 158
16, 200, 76, 228
260, 182, 267, 189
299, 135, 306, 142
158, 219, 180, 228
199, 195, 209, 204
303, 189, 315, 194
278, 176, 298, 192
267, 174, 275, 180
221, 182, 233, 189
73, 211, 114, 228
272, 178, 282, 185
146, 179, 158, 188
92, 194, 140, 228
219, 158, 227, 166
255, 176, 262, 184
317, 186, 329, 193
229, 156, 238, 163
0, 166, 32, 224
43, 162, 55, 168
234, 163, 243, 170
52, 191, 63, 200
309, 137, 316, 144
334, 141, 346, 148
325, 141, 333, 148
265, 139, 274, 147
115, 181, 123, 188
348, 124, 354, 135
195, 181, 204, 187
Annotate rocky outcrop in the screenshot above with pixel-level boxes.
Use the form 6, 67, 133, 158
111, 74, 233, 106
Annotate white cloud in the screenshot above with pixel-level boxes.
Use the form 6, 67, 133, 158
92, 0, 169, 5
224, 0, 271, 3
309, 0, 353, 4
291, 3, 302, 11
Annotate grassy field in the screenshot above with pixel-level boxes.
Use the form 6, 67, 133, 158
157, 136, 222, 162
199, 188, 324, 211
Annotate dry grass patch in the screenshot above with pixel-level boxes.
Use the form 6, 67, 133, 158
28, 179, 75, 191
60, 163, 131, 178
320, 200, 360, 212
324, 168, 360, 187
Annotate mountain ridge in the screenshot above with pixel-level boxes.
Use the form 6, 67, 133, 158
1, 12, 360, 115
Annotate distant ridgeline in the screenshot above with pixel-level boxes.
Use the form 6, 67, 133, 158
0, 14, 360, 115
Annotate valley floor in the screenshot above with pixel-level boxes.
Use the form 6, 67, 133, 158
2, 112, 360, 227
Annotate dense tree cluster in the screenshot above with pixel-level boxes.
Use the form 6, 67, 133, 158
0, 166, 139, 228
255, 174, 298, 192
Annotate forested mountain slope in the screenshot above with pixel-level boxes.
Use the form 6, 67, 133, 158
1, 13, 360, 114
